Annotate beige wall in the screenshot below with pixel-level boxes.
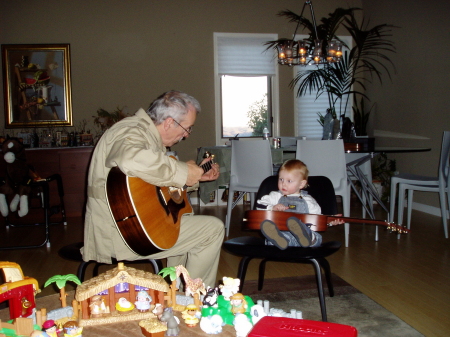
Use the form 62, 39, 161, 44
1, 0, 448, 210
362, 0, 450, 209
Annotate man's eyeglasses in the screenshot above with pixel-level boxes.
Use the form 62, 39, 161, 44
172, 118, 193, 135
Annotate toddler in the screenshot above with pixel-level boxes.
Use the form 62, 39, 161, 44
257, 159, 342, 249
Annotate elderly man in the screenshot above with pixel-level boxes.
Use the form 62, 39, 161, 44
82, 90, 224, 288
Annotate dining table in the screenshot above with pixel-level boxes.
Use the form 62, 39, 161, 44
196, 144, 431, 214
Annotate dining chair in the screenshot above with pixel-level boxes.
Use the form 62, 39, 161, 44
296, 139, 352, 247
223, 175, 341, 322
389, 131, 450, 238
225, 140, 273, 236
345, 153, 373, 218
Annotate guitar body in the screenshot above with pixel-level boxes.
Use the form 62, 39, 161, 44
244, 210, 409, 233
106, 167, 191, 256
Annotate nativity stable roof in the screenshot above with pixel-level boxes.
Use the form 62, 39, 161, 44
75, 263, 169, 301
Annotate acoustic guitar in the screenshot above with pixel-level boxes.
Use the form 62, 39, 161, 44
243, 210, 409, 234
106, 152, 215, 256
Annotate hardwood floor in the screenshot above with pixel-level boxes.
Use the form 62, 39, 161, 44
1, 198, 449, 336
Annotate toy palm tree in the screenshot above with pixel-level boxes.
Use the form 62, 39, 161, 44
159, 267, 178, 307
44, 274, 81, 307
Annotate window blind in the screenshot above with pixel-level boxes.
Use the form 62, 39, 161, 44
216, 34, 277, 75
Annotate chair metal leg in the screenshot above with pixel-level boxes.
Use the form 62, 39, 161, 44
149, 259, 163, 274
77, 261, 94, 282
317, 258, 334, 297
236, 256, 253, 292
310, 258, 327, 322
258, 259, 268, 291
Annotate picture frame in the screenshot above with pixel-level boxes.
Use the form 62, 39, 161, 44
1, 44, 73, 128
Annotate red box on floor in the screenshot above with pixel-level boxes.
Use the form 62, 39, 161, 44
249, 317, 357, 337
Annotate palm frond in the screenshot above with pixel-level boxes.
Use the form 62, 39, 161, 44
44, 274, 81, 289
158, 266, 178, 281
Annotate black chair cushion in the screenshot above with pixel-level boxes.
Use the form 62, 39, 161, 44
255, 175, 338, 215
223, 236, 341, 260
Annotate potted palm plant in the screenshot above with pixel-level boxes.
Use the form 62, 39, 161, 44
267, 6, 396, 137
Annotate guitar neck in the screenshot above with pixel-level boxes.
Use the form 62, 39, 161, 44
200, 160, 213, 173
326, 215, 391, 227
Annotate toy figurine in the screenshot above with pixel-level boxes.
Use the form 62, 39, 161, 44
202, 286, 219, 308
89, 295, 107, 317
30, 331, 50, 337
135, 290, 152, 312
199, 314, 224, 334
115, 297, 135, 313
219, 277, 240, 300
233, 313, 253, 337
63, 321, 83, 337
181, 304, 201, 327
160, 308, 180, 336
230, 293, 248, 315
42, 320, 58, 337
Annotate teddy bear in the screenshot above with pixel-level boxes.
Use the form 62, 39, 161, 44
0, 137, 33, 217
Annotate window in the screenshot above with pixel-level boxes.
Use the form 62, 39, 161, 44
214, 33, 279, 144
294, 36, 352, 139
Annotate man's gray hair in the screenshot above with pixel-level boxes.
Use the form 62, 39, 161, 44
146, 90, 201, 125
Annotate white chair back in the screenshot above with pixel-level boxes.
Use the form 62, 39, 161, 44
225, 140, 273, 236
296, 139, 349, 198
296, 139, 351, 246
229, 140, 273, 191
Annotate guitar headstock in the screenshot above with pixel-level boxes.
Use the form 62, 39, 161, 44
203, 151, 215, 163
386, 221, 410, 234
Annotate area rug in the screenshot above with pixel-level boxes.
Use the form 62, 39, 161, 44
0, 275, 423, 337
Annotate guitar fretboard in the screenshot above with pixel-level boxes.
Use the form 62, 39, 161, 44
201, 160, 213, 173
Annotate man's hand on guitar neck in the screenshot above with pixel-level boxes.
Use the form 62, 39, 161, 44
199, 157, 220, 182
185, 158, 220, 186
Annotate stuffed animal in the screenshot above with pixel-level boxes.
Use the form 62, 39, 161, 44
0, 137, 33, 217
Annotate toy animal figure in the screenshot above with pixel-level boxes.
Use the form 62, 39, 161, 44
152, 303, 164, 319
200, 314, 224, 334
233, 313, 253, 337
202, 286, 220, 308
0, 137, 34, 217
160, 308, 180, 336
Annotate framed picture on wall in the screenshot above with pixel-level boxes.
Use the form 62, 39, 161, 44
1, 44, 73, 128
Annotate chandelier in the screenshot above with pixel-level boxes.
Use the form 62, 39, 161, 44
276, 1, 343, 66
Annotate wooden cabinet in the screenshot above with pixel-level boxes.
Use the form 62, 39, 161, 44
9, 147, 94, 217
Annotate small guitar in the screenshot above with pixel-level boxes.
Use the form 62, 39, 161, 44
106, 151, 215, 256
243, 210, 409, 234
